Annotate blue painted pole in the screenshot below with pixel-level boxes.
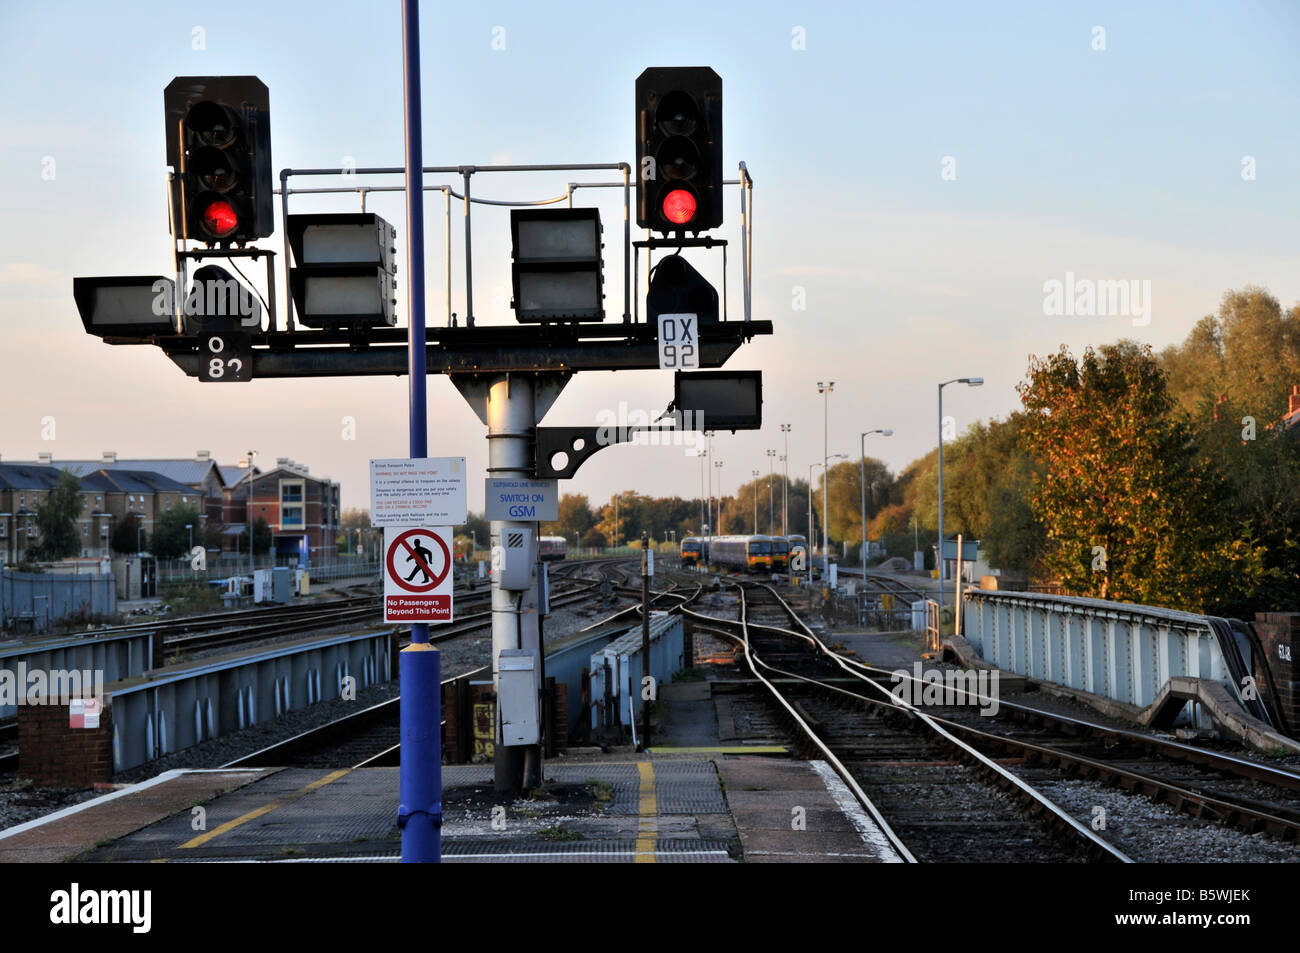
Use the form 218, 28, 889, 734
398, 0, 441, 863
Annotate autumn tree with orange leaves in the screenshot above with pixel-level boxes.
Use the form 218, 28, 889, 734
1017, 342, 1265, 614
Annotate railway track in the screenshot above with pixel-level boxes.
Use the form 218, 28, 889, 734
689, 580, 1300, 857
686, 581, 1130, 862
221, 562, 642, 770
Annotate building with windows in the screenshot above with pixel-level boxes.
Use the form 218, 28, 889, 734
223, 459, 340, 565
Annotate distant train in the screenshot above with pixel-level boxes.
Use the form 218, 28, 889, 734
709, 535, 775, 573
770, 536, 790, 571
786, 535, 807, 567
680, 536, 704, 567
538, 536, 568, 561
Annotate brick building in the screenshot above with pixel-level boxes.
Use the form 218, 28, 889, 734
0, 462, 203, 565
223, 459, 340, 565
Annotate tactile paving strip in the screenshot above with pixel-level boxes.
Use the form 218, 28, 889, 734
651, 761, 729, 815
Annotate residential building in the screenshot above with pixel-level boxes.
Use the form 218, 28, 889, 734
224, 459, 340, 564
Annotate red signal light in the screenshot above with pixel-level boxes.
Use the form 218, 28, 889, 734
201, 199, 239, 238
662, 189, 697, 226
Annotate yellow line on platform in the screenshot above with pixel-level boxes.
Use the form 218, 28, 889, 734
635, 761, 657, 864
180, 769, 351, 849
649, 746, 789, 754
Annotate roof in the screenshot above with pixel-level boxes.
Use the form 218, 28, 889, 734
86, 468, 200, 496
251, 464, 337, 487
0, 463, 65, 491
219, 465, 257, 486
44, 458, 223, 488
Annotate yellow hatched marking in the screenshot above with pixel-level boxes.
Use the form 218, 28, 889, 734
635, 761, 657, 864
180, 769, 351, 849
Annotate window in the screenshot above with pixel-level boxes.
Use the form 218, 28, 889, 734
27, 523, 36, 538
82, 525, 88, 536
0, 523, 6, 539
280, 480, 304, 503
281, 506, 304, 528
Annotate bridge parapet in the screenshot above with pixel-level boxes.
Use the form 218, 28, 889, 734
961, 588, 1265, 724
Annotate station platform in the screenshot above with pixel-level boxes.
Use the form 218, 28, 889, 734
0, 754, 899, 863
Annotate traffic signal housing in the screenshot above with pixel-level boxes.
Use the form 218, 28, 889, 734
635, 67, 723, 234
510, 208, 604, 323
647, 254, 718, 326
287, 213, 398, 328
165, 76, 273, 246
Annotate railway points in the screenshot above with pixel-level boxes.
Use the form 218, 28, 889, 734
8, 562, 1299, 867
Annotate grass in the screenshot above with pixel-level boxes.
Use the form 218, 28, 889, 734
537, 823, 584, 842
585, 779, 614, 810
161, 582, 223, 617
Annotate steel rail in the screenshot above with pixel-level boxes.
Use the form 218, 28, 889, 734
691, 583, 1132, 862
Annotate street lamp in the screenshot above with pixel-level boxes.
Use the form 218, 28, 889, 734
695, 449, 708, 535
705, 431, 715, 540
817, 382, 835, 576
765, 449, 776, 534
859, 429, 892, 573
938, 378, 983, 610
186, 523, 193, 575
780, 424, 791, 536
820, 452, 848, 574
246, 449, 258, 578
713, 460, 724, 534
751, 469, 760, 533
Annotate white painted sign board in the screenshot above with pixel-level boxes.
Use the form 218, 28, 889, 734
384, 526, 454, 623
658, 313, 700, 370
370, 457, 467, 527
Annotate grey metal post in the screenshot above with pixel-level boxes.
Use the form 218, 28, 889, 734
938, 382, 945, 609
487, 374, 540, 792
781, 423, 790, 536
818, 382, 834, 577
860, 433, 867, 575
937, 378, 982, 611
640, 532, 650, 749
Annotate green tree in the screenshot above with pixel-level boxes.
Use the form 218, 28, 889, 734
1017, 343, 1265, 613
34, 470, 83, 560
237, 516, 273, 556
111, 512, 144, 555
153, 505, 204, 560
543, 493, 595, 542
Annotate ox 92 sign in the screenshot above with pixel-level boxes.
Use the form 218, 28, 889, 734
201, 333, 253, 382
657, 313, 699, 370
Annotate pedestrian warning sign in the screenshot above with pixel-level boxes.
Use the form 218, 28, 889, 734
384, 526, 454, 623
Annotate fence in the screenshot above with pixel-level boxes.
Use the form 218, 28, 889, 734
1, 569, 118, 632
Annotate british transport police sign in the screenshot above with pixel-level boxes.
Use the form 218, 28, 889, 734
370, 458, 467, 527
384, 526, 454, 623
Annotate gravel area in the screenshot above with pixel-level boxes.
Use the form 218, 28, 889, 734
0, 780, 102, 832
1022, 773, 1300, 862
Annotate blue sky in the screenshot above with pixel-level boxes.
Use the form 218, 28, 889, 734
2, 0, 1297, 520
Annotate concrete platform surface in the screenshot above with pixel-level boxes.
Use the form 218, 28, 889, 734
0, 755, 899, 863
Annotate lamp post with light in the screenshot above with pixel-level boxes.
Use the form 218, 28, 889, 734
859, 429, 892, 573
937, 378, 983, 610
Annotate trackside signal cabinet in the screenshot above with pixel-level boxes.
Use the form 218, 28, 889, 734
498, 649, 541, 746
